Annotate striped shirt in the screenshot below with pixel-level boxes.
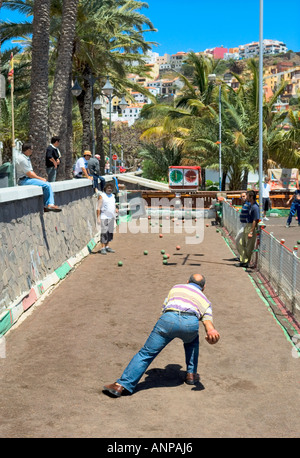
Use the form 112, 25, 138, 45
162, 283, 213, 321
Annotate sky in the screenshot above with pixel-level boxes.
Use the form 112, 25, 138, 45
141, 0, 300, 54
1, 0, 300, 55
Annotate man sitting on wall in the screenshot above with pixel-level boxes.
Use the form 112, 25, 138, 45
74, 151, 93, 180
16, 142, 62, 212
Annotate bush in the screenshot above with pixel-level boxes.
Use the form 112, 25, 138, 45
141, 160, 167, 181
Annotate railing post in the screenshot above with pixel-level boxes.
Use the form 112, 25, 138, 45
292, 251, 298, 315
277, 241, 284, 295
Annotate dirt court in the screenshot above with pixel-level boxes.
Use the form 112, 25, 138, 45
0, 216, 299, 439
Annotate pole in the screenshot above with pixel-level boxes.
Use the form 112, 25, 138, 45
91, 82, 95, 157
219, 84, 222, 191
258, 0, 264, 217
109, 95, 112, 173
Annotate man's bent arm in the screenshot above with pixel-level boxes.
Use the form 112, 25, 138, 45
26, 170, 46, 182
202, 319, 220, 344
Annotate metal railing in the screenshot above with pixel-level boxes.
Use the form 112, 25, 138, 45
222, 201, 300, 321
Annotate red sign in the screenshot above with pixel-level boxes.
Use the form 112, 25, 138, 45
112, 154, 118, 161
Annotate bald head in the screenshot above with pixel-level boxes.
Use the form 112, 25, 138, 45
188, 274, 206, 290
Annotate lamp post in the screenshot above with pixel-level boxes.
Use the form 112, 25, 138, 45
208, 74, 222, 191
71, 75, 101, 157
258, 0, 264, 217
102, 76, 115, 173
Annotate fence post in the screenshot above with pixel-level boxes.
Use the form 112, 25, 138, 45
292, 252, 298, 315
277, 242, 284, 295
268, 233, 274, 283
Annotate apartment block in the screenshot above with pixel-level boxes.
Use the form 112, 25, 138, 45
239, 39, 287, 59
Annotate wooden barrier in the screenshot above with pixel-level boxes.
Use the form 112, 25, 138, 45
140, 189, 294, 209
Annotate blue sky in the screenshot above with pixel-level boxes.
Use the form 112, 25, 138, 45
142, 0, 300, 54
1, 0, 300, 54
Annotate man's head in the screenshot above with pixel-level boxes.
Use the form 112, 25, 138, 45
241, 192, 247, 202
264, 176, 270, 183
188, 274, 206, 290
95, 154, 101, 161
83, 150, 92, 159
22, 142, 33, 156
247, 190, 256, 203
51, 136, 60, 146
104, 183, 114, 194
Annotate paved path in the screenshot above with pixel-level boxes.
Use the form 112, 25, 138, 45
260, 216, 300, 251
0, 218, 299, 438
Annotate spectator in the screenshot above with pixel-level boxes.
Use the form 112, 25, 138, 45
104, 160, 110, 175
16, 142, 62, 212
74, 151, 93, 180
236, 190, 259, 268
87, 154, 105, 193
286, 187, 300, 228
235, 191, 251, 253
45, 136, 61, 182
262, 176, 271, 221
97, 182, 118, 254
213, 192, 226, 225
103, 274, 220, 397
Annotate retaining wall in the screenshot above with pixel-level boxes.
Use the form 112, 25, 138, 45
0, 178, 102, 337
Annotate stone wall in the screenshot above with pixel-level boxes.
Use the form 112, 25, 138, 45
0, 179, 103, 336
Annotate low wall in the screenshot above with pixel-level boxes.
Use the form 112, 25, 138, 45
0, 178, 103, 337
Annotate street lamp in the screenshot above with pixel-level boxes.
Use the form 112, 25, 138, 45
102, 76, 115, 173
93, 96, 102, 110
208, 74, 222, 191
258, 0, 264, 217
119, 95, 128, 111
71, 75, 101, 157
71, 78, 82, 97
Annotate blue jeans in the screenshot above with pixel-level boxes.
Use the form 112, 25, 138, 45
117, 312, 200, 393
19, 177, 55, 207
46, 167, 57, 182
287, 201, 300, 225
92, 174, 105, 191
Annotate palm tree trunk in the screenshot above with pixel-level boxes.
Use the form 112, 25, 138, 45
76, 67, 92, 153
201, 168, 206, 190
56, 70, 74, 180
241, 168, 249, 190
222, 170, 227, 191
29, 0, 50, 176
48, 0, 78, 143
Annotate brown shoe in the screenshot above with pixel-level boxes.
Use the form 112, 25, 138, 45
44, 205, 62, 212
103, 382, 124, 397
185, 373, 200, 385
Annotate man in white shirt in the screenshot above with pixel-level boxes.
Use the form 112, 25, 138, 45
96, 182, 117, 254
16, 142, 61, 212
74, 151, 93, 180
262, 176, 271, 220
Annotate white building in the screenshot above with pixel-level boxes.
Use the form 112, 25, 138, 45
239, 39, 287, 59
121, 104, 144, 126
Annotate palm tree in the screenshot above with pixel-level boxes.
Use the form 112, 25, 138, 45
138, 52, 221, 187
71, 0, 156, 171
1, 0, 156, 176
139, 141, 182, 180
48, 0, 79, 176
48, 0, 79, 179
29, 0, 50, 174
